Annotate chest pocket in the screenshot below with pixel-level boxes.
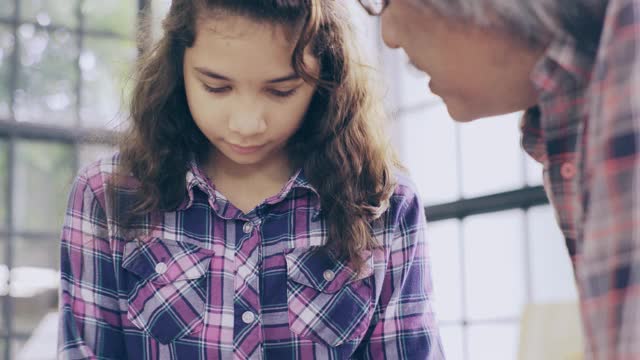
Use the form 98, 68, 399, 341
284, 246, 374, 347
122, 237, 214, 344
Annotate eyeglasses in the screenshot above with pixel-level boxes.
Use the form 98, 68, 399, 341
357, 0, 389, 16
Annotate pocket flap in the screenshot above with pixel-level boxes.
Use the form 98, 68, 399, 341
284, 246, 373, 294
123, 237, 214, 285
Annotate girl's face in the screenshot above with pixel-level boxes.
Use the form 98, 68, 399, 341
183, 14, 319, 169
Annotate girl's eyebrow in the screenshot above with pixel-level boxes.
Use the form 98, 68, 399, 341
194, 67, 231, 81
194, 66, 301, 84
265, 73, 301, 84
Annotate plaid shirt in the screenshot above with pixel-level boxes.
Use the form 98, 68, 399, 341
521, 0, 640, 358
57, 155, 444, 359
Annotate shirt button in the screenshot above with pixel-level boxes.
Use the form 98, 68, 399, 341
242, 311, 255, 324
323, 270, 335, 281
155, 262, 168, 275
560, 162, 576, 179
243, 222, 254, 234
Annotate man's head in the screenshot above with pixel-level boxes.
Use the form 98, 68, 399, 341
359, 0, 606, 122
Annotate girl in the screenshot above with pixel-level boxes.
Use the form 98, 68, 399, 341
58, 1, 444, 359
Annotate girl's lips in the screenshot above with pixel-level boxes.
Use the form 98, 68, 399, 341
227, 142, 265, 154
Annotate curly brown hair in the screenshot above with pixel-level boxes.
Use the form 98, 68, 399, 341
112, 0, 399, 270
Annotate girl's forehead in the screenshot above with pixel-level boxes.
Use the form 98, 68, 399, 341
188, 16, 319, 82
197, 14, 295, 48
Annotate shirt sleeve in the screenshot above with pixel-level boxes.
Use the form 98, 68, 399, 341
58, 171, 125, 359
579, 0, 640, 357
353, 191, 445, 359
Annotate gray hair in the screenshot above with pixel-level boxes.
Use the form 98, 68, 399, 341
421, 0, 607, 54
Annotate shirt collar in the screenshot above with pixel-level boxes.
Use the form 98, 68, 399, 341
529, 35, 595, 99
178, 156, 321, 214
521, 35, 595, 162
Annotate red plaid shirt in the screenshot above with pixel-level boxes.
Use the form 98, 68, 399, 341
521, 0, 640, 358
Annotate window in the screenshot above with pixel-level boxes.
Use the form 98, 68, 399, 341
0, 1, 140, 358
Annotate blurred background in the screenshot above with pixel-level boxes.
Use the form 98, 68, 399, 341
0, 1, 581, 359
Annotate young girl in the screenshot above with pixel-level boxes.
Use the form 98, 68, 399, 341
58, 1, 444, 359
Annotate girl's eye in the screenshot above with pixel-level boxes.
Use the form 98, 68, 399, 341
268, 88, 298, 98
203, 84, 231, 94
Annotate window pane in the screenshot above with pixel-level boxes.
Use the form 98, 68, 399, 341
13, 312, 58, 359
0, 0, 15, 18
345, 1, 379, 64
430, 219, 463, 322
78, 144, 115, 169
0, 306, 4, 342
467, 323, 519, 360
0, 236, 6, 276
400, 105, 460, 205
11, 339, 26, 360
80, 36, 136, 129
525, 154, 543, 186
440, 325, 465, 360
21, 0, 78, 28
11, 265, 59, 334
15, 236, 59, 270
460, 112, 524, 198
12, 236, 60, 338
528, 205, 578, 303
83, 0, 137, 37
0, 140, 7, 229
0, 26, 14, 119
16, 26, 78, 125
386, 49, 441, 110
0, 236, 6, 332
464, 210, 526, 320
13, 141, 74, 233
150, 0, 171, 41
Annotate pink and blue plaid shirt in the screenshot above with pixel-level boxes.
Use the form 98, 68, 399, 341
57, 155, 444, 359
521, 0, 640, 358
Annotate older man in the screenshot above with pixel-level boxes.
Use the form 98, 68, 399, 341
357, 0, 640, 359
